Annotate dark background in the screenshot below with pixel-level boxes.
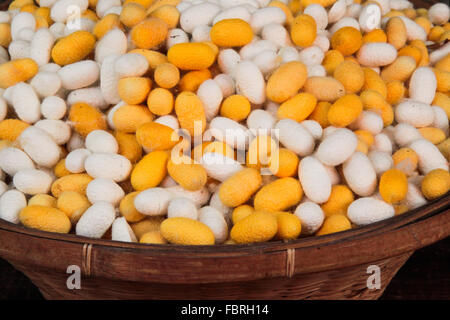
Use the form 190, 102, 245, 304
1, 237, 449, 299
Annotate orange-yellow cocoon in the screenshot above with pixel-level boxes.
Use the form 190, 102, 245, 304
20, 205, 71, 234
277, 93, 317, 122
379, 169, 408, 204
386, 17, 407, 50
51, 31, 96, 66
131, 17, 168, 49
174, 91, 206, 137
230, 211, 278, 244
421, 169, 450, 200
321, 185, 354, 217
333, 60, 364, 93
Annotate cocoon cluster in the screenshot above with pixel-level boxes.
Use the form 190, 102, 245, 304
0, 0, 448, 246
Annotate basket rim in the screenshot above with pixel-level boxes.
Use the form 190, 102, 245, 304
1, 193, 449, 253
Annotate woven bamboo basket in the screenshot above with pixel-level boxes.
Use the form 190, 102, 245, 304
0, 0, 449, 300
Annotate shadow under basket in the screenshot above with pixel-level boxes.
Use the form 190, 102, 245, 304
0, 0, 449, 300
0, 194, 449, 300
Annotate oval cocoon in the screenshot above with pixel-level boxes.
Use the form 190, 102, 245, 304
0, 147, 35, 176
197, 79, 223, 122
219, 168, 262, 207
19, 126, 60, 168
210, 19, 253, 47
395, 100, 435, 128
198, 206, 228, 244
175, 91, 207, 137
254, 177, 303, 212
357, 43, 397, 67
136, 122, 179, 152
12, 82, 41, 124
84, 153, 132, 182
168, 42, 216, 71
234, 60, 266, 105
34, 119, 71, 145
328, 94, 363, 127
379, 169, 408, 204
85, 130, 118, 154
131, 151, 168, 191
166, 185, 211, 208
168, 197, 198, 220
167, 156, 208, 191
266, 61, 307, 103
343, 152, 377, 196
13, 169, 53, 195
303, 76, 345, 102
316, 128, 358, 166
409, 67, 437, 105
134, 187, 173, 216
277, 93, 317, 122
51, 173, 93, 197
230, 211, 278, 244
86, 178, 125, 206
247, 109, 276, 131
58, 60, 100, 90
0, 190, 27, 224
275, 119, 315, 156
208, 117, 251, 150
368, 150, 394, 176
294, 201, 324, 235
111, 217, 137, 243
161, 217, 215, 245
409, 139, 449, 174
65, 148, 91, 173
201, 152, 243, 182
298, 156, 331, 204
180, 2, 220, 33
393, 123, 422, 147
76, 201, 116, 238
20, 205, 71, 234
